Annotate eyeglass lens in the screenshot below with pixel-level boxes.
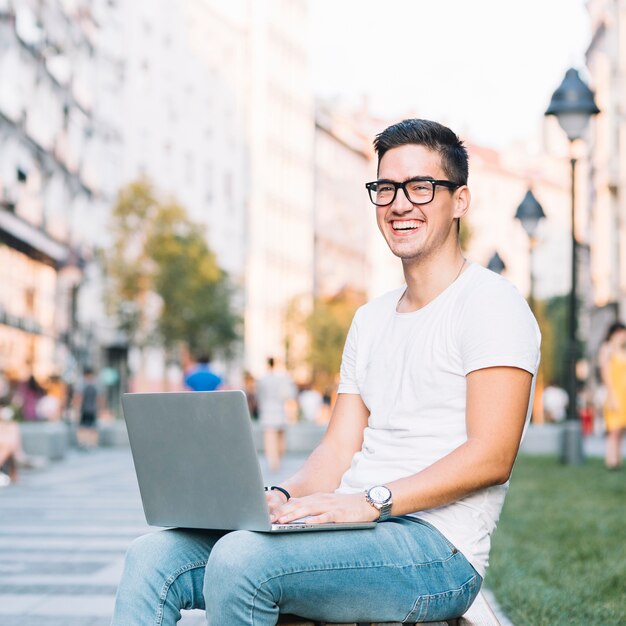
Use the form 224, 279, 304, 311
369, 180, 435, 206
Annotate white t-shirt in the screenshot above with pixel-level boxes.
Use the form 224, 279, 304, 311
336, 262, 541, 576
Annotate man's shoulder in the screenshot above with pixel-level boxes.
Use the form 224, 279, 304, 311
462, 263, 527, 306
357, 286, 405, 317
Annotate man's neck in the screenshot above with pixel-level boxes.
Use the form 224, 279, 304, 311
398, 250, 467, 312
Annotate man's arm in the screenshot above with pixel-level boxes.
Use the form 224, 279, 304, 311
387, 366, 532, 514
272, 366, 532, 524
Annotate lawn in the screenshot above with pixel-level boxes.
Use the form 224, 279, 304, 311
485, 455, 626, 626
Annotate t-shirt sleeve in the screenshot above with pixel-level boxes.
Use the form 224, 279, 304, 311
459, 279, 541, 376
337, 310, 360, 395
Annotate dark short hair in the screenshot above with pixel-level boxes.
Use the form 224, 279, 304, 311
605, 321, 626, 342
267, 357, 275, 368
374, 119, 469, 185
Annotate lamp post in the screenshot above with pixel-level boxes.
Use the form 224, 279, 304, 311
514, 189, 546, 313
487, 251, 506, 275
545, 68, 600, 465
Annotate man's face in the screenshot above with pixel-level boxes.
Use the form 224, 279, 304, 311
375, 144, 467, 263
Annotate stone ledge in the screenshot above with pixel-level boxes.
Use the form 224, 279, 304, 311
98, 419, 327, 454
98, 420, 130, 447
519, 423, 563, 455
251, 421, 326, 453
19, 421, 69, 461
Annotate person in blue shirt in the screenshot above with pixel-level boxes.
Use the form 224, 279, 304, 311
183, 354, 222, 392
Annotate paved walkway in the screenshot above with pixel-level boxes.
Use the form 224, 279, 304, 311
0, 447, 305, 626
0, 434, 617, 625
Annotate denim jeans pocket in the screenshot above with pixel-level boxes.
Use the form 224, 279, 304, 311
407, 568, 482, 622
399, 516, 483, 623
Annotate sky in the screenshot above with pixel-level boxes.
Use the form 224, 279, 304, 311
309, 0, 590, 149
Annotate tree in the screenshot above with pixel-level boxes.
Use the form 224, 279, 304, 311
104, 179, 158, 346
105, 180, 241, 361
304, 289, 365, 391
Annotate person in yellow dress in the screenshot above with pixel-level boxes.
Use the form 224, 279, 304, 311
599, 321, 626, 469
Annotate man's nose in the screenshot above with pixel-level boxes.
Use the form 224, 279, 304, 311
391, 186, 413, 212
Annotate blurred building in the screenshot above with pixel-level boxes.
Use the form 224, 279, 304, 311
586, 0, 626, 316
243, 0, 314, 380
112, 0, 249, 387
466, 140, 570, 301
117, 0, 248, 280
109, 0, 314, 385
0, 0, 122, 383
313, 100, 371, 301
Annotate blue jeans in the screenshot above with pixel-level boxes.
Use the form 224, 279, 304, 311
110, 517, 482, 625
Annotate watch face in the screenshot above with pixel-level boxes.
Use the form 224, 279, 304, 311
368, 485, 391, 504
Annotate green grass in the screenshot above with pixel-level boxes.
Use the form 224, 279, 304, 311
485, 455, 626, 626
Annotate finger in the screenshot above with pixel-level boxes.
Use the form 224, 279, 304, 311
274, 501, 333, 524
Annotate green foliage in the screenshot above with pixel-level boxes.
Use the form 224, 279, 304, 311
535, 295, 569, 387
105, 179, 158, 341
487, 455, 626, 625
105, 180, 241, 359
305, 290, 364, 388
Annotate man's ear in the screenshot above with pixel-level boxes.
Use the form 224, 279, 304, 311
453, 186, 471, 220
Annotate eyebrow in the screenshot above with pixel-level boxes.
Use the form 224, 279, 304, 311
375, 175, 437, 183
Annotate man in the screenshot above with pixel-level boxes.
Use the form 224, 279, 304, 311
111, 119, 540, 625
74, 367, 103, 450
256, 357, 297, 472
184, 353, 223, 392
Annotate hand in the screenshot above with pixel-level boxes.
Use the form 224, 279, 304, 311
265, 488, 290, 518
269, 492, 380, 525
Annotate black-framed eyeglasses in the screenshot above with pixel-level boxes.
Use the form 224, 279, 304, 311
365, 178, 461, 207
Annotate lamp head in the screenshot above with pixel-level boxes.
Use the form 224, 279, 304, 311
545, 68, 600, 141
515, 189, 546, 239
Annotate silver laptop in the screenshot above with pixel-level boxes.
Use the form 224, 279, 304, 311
122, 390, 375, 533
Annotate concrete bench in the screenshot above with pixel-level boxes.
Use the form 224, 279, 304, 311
19, 421, 69, 461
276, 590, 500, 626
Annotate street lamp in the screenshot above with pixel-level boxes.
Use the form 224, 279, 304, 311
487, 251, 506, 275
514, 189, 546, 312
545, 67, 600, 465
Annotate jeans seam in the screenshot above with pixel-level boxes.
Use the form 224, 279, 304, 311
407, 572, 482, 623
249, 560, 462, 624
155, 559, 208, 626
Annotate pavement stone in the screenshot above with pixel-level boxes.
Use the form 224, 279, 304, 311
0, 446, 305, 626
0, 433, 618, 626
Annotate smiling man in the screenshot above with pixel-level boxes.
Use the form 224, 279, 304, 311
111, 119, 540, 626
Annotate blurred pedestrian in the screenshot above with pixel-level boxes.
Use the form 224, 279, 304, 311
243, 370, 258, 419
73, 367, 103, 450
298, 383, 323, 423
256, 356, 296, 472
15, 374, 45, 421
0, 410, 35, 486
36, 377, 64, 421
599, 321, 626, 469
542, 382, 568, 423
183, 353, 222, 392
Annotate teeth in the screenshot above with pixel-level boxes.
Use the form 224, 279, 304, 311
392, 220, 421, 231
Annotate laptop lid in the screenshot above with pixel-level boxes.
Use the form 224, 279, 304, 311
122, 390, 273, 531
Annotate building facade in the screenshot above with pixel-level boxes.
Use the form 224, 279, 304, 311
0, 0, 122, 385
313, 101, 371, 301
113, 0, 314, 384
586, 0, 626, 320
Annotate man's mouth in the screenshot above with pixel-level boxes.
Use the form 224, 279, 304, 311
391, 219, 423, 232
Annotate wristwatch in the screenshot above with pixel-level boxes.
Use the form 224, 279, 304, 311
365, 485, 393, 521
